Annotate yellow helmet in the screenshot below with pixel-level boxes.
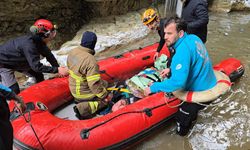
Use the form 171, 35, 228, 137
142, 8, 159, 25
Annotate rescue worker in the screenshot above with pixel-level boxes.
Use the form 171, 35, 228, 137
0, 19, 69, 94
67, 31, 112, 120
142, 8, 166, 60
181, 0, 209, 43
0, 84, 26, 150
144, 17, 216, 136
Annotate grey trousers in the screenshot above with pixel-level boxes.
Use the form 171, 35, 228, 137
0, 67, 18, 87
0, 65, 44, 93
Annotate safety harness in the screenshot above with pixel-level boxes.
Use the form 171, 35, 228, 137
166, 47, 176, 78
126, 54, 170, 98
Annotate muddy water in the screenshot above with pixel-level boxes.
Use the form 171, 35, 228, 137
96, 12, 250, 150
134, 12, 250, 150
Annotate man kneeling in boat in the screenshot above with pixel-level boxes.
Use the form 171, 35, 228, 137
144, 16, 217, 136
67, 31, 113, 120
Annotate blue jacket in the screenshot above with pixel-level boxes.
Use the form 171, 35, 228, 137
150, 33, 216, 93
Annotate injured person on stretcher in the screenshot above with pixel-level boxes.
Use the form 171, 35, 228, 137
109, 54, 169, 112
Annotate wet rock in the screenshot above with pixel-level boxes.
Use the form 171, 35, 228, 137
0, 0, 91, 49
0, 0, 151, 49
209, 0, 250, 12
85, 0, 151, 17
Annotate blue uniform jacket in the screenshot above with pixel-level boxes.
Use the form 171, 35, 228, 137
150, 33, 216, 93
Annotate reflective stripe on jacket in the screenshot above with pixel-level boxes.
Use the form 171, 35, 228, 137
67, 46, 108, 101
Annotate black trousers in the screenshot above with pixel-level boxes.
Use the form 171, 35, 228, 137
0, 100, 13, 150
175, 102, 205, 136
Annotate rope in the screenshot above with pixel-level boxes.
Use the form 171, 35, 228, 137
15, 104, 45, 150
164, 97, 184, 108
80, 98, 178, 139
163, 89, 234, 108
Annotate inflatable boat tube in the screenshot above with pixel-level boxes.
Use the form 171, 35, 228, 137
8, 43, 244, 150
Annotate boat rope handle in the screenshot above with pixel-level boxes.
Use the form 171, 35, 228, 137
14, 103, 45, 150
80, 98, 178, 139
164, 93, 184, 108
165, 98, 184, 108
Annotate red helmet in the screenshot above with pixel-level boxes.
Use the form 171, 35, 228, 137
31, 19, 57, 38
34, 19, 55, 33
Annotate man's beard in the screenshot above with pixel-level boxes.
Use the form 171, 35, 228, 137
166, 38, 178, 47
165, 41, 172, 47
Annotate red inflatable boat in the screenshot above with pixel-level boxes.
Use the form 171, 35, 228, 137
9, 43, 244, 150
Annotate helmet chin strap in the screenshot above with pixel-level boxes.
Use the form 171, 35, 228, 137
152, 21, 160, 31
44, 30, 51, 38
30, 25, 52, 38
